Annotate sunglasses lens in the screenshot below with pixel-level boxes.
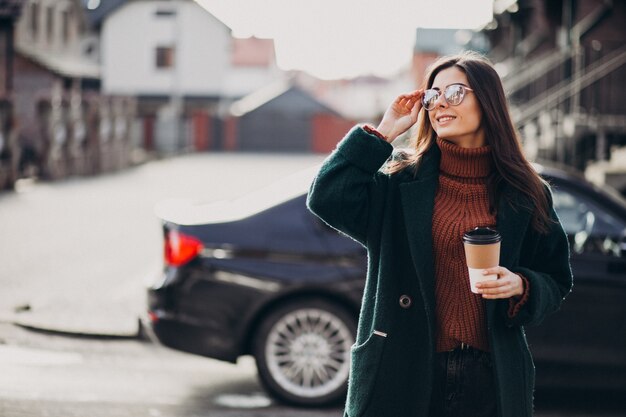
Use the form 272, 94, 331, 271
422, 90, 440, 110
445, 85, 465, 106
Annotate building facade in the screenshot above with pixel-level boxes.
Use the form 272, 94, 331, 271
2, 0, 138, 183
485, 0, 626, 186
97, 0, 284, 153
227, 81, 353, 152
0, 0, 22, 189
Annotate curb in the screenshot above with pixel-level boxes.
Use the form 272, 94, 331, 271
1, 312, 146, 341
12, 321, 143, 340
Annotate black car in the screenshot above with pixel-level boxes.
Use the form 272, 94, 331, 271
146, 163, 626, 406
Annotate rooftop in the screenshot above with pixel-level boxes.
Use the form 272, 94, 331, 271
232, 37, 275, 67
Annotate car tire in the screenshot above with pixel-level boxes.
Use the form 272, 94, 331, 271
253, 298, 357, 406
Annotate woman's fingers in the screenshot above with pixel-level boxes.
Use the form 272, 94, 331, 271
478, 281, 515, 298
406, 91, 423, 109
481, 266, 505, 276
409, 96, 422, 111
395, 99, 413, 114
396, 92, 422, 113
475, 267, 524, 298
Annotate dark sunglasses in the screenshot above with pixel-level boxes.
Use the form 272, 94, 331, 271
422, 84, 474, 111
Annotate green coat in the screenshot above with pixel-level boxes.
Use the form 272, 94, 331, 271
306, 126, 573, 417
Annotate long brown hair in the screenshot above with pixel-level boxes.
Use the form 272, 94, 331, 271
387, 51, 552, 234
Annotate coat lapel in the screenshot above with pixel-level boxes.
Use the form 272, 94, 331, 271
487, 185, 533, 319
399, 146, 440, 307
495, 186, 532, 268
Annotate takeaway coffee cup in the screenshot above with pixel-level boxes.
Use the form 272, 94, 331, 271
462, 227, 502, 294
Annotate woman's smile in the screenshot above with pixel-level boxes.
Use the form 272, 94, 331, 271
435, 114, 456, 125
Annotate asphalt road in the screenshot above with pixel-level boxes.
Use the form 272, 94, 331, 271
0, 323, 342, 417
1, 323, 625, 417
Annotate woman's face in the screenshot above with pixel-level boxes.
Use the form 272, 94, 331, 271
427, 66, 485, 148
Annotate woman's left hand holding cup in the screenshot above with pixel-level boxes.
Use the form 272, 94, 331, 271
475, 267, 524, 299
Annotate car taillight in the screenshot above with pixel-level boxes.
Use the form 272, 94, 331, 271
148, 310, 159, 323
164, 230, 203, 266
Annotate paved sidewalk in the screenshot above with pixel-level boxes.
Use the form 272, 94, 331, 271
1, 285, 146, 338
0, 263, 155, 338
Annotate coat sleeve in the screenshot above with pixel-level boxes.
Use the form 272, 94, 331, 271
306, 125, 394, 246
505, 190, 574, 327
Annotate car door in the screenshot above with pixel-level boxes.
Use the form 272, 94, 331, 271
526, 178, 626, 387
307, 210, 367, 304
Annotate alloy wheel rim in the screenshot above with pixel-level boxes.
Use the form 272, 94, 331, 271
265, 308, 353, 398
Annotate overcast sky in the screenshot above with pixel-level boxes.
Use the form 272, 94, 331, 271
195, 0, 494, 79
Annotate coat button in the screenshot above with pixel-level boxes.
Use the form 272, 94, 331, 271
399, 295, 412, 309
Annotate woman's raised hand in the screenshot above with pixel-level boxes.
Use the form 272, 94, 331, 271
376, 90, 424, 142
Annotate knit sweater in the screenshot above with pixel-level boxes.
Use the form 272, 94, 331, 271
433, 137, 496, 352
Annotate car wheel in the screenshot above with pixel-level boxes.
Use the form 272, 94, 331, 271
253, 298, 357, 406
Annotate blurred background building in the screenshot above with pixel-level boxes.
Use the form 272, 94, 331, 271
0, 0, 23, 189
1, 0, 136, 185
485, 0, 626, 192
94, 0, 282, 153
227, 80, 353, 152
0, 0, 625, 196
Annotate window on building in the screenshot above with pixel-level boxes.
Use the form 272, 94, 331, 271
156, 46, 175, 69
46, 6, 54, 42
30, 2, 40, 39
62, 9, 71, 44
155, 9, 176, 17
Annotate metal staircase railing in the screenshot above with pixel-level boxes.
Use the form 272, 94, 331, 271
513, 44, 626, 125
502, 49, 571, 95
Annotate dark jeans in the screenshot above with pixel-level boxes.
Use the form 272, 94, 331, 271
429, 347, 498, 417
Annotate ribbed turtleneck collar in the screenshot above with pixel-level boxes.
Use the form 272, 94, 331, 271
437, 137, 492, 179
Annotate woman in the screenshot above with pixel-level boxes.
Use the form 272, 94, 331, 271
307, 51, 573, 417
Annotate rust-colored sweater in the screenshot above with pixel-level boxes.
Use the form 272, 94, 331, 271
364, 125, 528, 352
433, 137, 496, 352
